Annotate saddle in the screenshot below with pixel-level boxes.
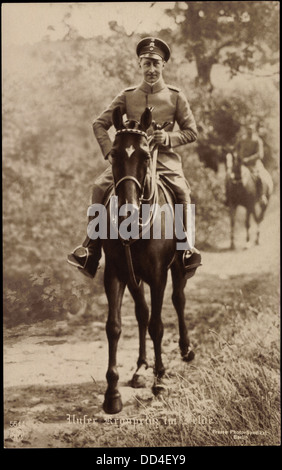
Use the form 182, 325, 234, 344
101, 173, 178, 251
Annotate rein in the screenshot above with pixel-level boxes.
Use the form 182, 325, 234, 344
141, 139, 158, 202
114, 128, 149, 196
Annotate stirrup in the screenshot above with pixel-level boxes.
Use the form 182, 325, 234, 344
183, 249, 202, 271
67, 246, 100, 279
67, 245, 90, 269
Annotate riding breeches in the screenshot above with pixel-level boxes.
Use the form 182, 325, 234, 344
90, 162, 191, 205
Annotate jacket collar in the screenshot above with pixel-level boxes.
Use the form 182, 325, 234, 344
139, 78, 166, 94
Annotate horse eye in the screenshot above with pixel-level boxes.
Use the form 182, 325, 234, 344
140, 150, 150, 161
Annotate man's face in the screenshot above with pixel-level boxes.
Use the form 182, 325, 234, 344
139, 57, 165, 84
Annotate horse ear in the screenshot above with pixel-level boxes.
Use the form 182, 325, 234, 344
112, 107, 124, 130
140, 107, 153, 132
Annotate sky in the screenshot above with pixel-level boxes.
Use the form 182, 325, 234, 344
2, 2, 177, 46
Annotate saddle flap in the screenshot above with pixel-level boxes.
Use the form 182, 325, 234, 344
157, 175, 177, 204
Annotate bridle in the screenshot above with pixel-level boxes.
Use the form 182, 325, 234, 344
113, 128, 158, 202
115, 175, 143, 192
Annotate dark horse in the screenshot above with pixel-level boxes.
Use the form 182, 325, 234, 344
101, 106, 194, 414
225, 151, 273, 249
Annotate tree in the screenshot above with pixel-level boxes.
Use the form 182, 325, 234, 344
166, 1, 279, 89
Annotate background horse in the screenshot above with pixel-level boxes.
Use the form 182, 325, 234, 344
225, 152, 273, 249
101, 106, 194, 414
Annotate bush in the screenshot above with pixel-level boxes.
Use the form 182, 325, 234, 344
182, 78, 279, 173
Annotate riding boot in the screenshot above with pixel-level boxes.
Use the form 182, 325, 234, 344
255, 176, 268, 209
181, 203, 202, 276
67, 235, 102, 279
256, 176, 263, 198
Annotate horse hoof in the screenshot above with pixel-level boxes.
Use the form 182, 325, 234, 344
103, 392, 123, 414
182, 349, 195, 362
130, 363, 151, 388
152, 382, 166, 396
130, 373, 146, 388
152, 374, 168, 396
244, 241, 251, 250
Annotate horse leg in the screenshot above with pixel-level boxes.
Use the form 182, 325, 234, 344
171, 259, 194, 362
244, 209, 251, 249
255, 223, 261, 245
254, 211, 261, 245
128, 282, 150, 388
103, 264, 126, 414
230, 206, 236, 250
253, 206, 263, 246
148, 272, 167, 391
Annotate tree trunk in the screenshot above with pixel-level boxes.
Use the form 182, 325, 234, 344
194, 53, 215, 91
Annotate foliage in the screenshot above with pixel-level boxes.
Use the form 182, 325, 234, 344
180, 151, 227, 248
3, 267, 103, 328
2, 38, 116, 326
189, 79, 279, 170
157, 40, 279, 171
165, 1, 279, 88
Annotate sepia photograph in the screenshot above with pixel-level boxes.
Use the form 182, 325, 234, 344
3, 2, 280, 449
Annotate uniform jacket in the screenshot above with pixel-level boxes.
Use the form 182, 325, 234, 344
236, 135, 264, 162
93, 78, 197, 171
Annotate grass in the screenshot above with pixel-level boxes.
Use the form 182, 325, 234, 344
52, 272, 280, 448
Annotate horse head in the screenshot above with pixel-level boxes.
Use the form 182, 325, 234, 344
111, 107, 153, 212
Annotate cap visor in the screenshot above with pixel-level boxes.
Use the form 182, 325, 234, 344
139, 52, 164, 61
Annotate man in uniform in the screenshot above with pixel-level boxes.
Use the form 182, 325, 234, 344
236, 124, 268, 207
67, 37, 201, 278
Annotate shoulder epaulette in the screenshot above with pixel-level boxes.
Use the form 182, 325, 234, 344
167, 85, 181, 93
124, 86, 137, 92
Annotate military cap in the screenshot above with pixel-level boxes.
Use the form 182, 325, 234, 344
136, 37, 171, 62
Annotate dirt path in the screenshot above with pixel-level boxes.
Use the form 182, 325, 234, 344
4, 197, 279, 448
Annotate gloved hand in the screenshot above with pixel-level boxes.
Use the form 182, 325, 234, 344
153, 129, 169, 145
